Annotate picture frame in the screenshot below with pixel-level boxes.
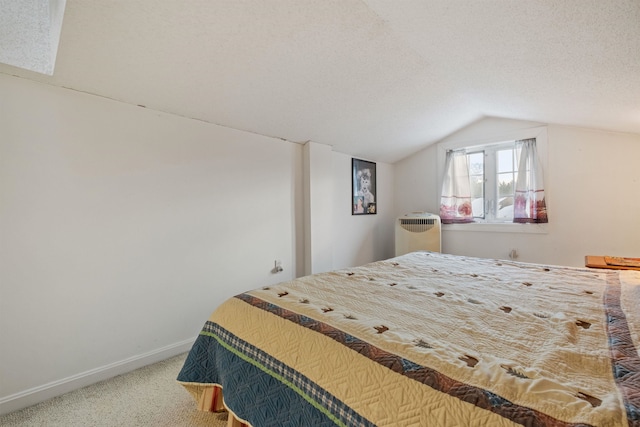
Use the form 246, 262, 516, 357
352, 158, 377, 215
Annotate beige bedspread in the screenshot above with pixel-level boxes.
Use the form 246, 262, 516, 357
178, 252, 640, 426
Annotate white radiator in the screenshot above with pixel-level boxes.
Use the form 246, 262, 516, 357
395, 212, 441, 256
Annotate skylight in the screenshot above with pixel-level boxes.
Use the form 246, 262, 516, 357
0, 0, 66, 75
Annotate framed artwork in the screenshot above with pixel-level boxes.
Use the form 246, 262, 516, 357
352, 158, 377, 215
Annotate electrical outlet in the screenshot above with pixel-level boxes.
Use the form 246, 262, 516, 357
509, 249, 519, 260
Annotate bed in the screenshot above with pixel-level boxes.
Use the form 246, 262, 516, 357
177, 251, 640, 426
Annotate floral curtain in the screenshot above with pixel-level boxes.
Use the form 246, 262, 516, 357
514, 138, 548, 223
440, 150, 474, 224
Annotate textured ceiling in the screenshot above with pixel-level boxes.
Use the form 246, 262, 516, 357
1, 0, 639, 163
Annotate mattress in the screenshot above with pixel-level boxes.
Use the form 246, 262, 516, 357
177, 251, 640, 426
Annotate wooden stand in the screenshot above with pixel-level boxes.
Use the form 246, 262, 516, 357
585, 255, 640, 271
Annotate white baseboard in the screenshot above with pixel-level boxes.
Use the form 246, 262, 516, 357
0, 337, 196, 416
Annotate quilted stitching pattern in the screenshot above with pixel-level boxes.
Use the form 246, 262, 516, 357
179, 324, 374, 427
178, 252, 640, 427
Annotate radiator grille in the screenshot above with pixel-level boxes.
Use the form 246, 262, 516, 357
399, 218, 436, 232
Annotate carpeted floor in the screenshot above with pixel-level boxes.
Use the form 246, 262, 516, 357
0, 353, 228, 426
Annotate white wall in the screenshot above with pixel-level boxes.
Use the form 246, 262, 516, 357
0, 73, 397, 415
0, 74, 304, 413
304, 141, 334, 275
394, 117, 640, 267
332, 152, 395, 269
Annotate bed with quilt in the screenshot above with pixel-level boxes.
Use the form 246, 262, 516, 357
177, 251, 640, 426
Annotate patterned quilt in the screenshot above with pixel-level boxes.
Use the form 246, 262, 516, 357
177, 252, 640, 426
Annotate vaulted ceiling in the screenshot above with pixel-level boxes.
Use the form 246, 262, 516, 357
2, 1, 639, 163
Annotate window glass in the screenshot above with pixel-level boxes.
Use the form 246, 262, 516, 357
456, 142, 520, 223
467, 151, 484, 218
496, 147, 518, 220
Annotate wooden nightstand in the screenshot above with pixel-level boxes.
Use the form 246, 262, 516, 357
585, 255, 640, 271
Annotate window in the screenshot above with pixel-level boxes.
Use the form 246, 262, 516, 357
438, 127, 548, 230
466, 141, 521, 222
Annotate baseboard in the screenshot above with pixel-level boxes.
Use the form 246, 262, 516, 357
0, 337, 196, 416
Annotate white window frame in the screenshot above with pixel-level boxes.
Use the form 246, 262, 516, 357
436, 126, 549, 234
466, 141, 520, 222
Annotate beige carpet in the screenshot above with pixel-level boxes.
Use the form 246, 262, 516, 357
0, 353, 227, 427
